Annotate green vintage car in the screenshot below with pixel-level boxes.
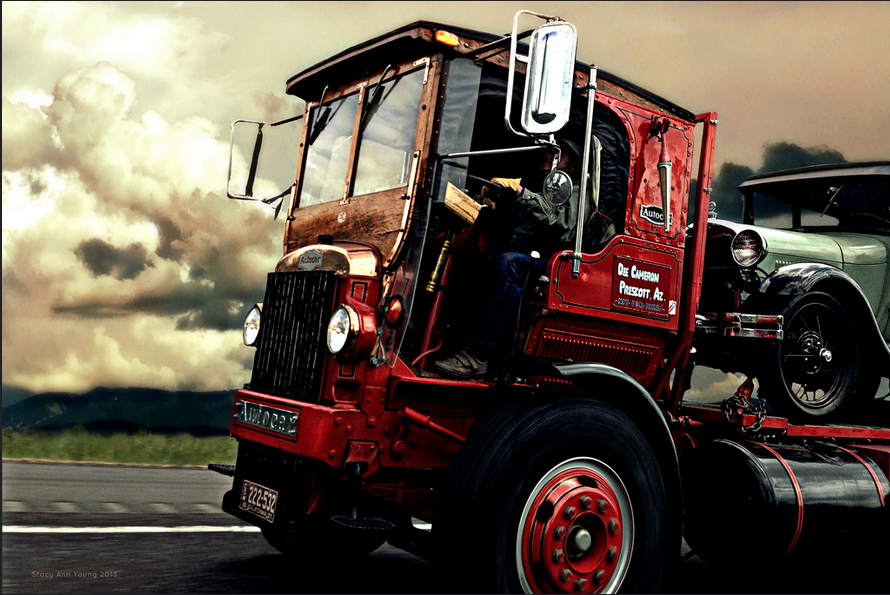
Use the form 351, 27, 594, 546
696, 161, 890, 423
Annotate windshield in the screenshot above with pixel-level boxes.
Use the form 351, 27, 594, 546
301, 94, 359, 207
299, 68, 424, 207
747, 175, 890, 229
354, 69, 424, 195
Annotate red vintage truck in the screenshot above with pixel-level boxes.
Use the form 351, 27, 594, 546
212, 11, 888, 593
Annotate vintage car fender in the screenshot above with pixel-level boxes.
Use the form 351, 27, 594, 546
758, 262, 890, 364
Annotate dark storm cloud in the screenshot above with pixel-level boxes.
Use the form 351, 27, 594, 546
153, 216, 185, 261
75, 238, 153, 280
52, 270, 265, 332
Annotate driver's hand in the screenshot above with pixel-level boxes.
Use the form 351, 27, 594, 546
491, 177, 522, 195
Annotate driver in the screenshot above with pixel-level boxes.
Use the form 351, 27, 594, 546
435, 139, 582, 379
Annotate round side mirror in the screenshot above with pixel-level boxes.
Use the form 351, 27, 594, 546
542, 170, 573, 205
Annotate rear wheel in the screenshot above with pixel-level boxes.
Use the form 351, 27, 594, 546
759, 292, 859, 422
433, 398, 667, 593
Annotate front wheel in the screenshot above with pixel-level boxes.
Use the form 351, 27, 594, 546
759, 292, 859, 422
433, 398, 668, 593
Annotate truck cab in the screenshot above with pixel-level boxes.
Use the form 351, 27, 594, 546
215, 12, 887, 594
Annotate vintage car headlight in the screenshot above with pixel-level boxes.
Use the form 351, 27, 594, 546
731, 230, 766, 267
243, 304, 262, 346
327, 305, 359, 356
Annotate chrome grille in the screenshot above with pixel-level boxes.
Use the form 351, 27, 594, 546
248, 271, 337, 402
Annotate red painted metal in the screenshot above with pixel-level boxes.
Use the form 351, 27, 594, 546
519, 466, 626, 593
398, 407, 466, 444
416, 233, 456, 369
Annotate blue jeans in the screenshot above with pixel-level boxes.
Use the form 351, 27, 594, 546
467, 252, 546, 357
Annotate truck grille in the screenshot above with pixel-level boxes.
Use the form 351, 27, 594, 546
248, 271, 337, 403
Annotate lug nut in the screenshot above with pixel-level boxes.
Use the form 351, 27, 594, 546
574, 577, 588, 591
580, 496, 593, 509
554, 525, 565, 539
594, 569, 605, 585
560, 569, 572, 582
606, 546, 617, 563
552, 549, 565, 563
608, 518, 619, 535
597, 499, 608, 514
563, 506, 576, 520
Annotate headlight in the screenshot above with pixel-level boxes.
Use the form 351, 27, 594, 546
327, 305, 359, 355
243, 304, 262, 346
731, 230, 766, 267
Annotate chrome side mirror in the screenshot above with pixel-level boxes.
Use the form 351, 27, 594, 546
521, 21, 577, 135
542, 169, 573, 205
504, 11, 578, 139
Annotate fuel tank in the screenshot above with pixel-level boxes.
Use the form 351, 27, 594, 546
682, 439, 888, 567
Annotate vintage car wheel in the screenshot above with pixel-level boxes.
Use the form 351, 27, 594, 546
433, 398, 667, 593
760, 291, 859, 422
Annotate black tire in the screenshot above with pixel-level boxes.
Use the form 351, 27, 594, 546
433, 398, 667, 594
759, 291, 859, 422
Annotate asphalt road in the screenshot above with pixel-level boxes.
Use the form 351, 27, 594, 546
2, 460, 886, 594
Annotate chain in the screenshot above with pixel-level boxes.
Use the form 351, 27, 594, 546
721, 376, 766, 434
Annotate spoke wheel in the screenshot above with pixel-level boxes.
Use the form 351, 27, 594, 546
433, 398, 666, 594
760, 292, 858, 422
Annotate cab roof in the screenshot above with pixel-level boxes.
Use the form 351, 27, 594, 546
285, 20, 697, 122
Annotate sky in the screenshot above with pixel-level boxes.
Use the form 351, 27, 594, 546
2, 1, 889, 395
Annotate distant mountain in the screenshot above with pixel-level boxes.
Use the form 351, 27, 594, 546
1, 386, 237, 436
2, 386, 34, 408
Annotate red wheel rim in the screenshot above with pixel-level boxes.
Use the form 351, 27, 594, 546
517, 457, 633, 593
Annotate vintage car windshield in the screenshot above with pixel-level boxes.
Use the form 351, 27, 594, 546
745, 170, 890, 230
299, 68, 424, 207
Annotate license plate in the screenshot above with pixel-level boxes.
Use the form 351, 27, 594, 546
239, 479, 278, 523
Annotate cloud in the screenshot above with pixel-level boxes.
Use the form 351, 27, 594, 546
75, 238, 153, 281
2, 15, 283, 392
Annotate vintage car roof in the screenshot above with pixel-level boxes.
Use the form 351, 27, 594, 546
284, 20, 697, 122
738, 161, 890, 221
739, 161, 890, 191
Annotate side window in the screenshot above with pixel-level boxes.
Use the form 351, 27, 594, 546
354, 68, 425, 196
301, 94, 360, 207
584, 105, 631, 250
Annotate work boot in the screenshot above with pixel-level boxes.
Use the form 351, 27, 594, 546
434, 349, 488, 379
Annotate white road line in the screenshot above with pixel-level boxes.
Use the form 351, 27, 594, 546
2, 525, 261, 534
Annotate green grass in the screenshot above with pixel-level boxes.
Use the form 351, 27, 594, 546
2, 426, 238, 467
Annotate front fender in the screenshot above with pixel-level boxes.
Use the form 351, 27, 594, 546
758, 262, 890, 369
759, 262, 862, 297
540, 362, 684, 560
